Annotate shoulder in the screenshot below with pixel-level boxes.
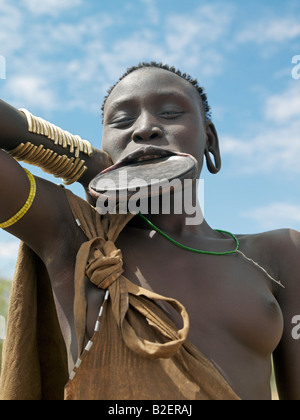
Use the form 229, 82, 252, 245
240, 228, 300, 291
252, 228, 300, 263
269, 228, 300, 289
238, 227, 300, 256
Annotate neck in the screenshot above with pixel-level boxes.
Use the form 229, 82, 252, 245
130, 180, 217, 238
140, 210, 212, 237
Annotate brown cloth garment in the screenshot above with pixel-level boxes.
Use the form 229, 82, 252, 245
0, 241, 68, 400
0, 188, 240, 400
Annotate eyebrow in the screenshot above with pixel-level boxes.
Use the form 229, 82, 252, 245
105, 90, 193, 114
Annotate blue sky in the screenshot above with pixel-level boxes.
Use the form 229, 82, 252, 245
0, 0, 300, 278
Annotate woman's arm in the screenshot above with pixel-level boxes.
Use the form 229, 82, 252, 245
0, 98, 112, 255
0, 99, 112, 191
273, 229, 300, 400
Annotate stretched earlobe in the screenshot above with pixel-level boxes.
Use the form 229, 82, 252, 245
204, 148, 221, 174
204, 123, 221, 174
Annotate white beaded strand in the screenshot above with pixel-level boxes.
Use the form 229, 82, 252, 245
68, 290, 110, 381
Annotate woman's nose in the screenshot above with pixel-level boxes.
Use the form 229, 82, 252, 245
132, 114, 163, 142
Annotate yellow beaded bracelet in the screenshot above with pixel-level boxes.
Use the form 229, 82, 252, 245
0, 169, 36, 229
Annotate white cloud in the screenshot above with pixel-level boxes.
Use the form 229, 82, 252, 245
0, 241, 19, 258
221, 81, 300, 175
241, 202, 300, 229
237, 17, 300, 44
164, 4, 234, 75
264, 83, 300, 124
0, 240, 19, 280
140, 0, 159, 25
1, 4, 118, 113
221, 135, 253, 156
0, 1, 23, 55
21, 0, 82, 16
72, 3, 234, 88
5, 75, 57, 112
4, 0, 298, 122
1, 1, 237, 114
222, 119, 300, 175
166, 4, 233, 48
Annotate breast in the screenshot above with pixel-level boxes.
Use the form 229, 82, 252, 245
208, 257, 283, 356
213, 282, 284, 356
118, 239, 284, 359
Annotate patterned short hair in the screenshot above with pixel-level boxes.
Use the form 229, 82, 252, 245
101, 61, 211, 121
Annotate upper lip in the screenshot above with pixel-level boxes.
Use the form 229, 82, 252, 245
117, 146, 176, 165
100, 146, 179, 174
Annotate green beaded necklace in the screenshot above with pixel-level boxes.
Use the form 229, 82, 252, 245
138, 212, 239, 256
137, 212, 284, 288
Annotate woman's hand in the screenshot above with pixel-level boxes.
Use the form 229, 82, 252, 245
78, 147, 113, 202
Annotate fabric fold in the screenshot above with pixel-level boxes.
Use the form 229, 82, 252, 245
64, 189, 239, 399
71, 206, 190, 358
1, 187, 240, 400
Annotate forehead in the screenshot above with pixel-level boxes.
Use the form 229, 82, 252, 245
104, 68, 202, 114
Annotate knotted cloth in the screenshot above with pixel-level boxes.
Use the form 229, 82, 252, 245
0, 188, 239, 400
74, 235, 190, 360
64, 189, 239, 400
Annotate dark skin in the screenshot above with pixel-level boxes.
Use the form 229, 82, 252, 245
0, 68, 300, 400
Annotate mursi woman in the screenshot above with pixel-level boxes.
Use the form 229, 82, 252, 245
0, 62, 299, 400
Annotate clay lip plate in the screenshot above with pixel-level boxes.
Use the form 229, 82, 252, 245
89, 146, 198, 199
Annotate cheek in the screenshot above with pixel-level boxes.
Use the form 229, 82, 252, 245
102, 144, 122, 163
101, 130, 126, 163
179, 122, 207, 173
173, 121, 206, 156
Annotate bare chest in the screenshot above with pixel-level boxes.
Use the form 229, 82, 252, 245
114, 229, 284, 358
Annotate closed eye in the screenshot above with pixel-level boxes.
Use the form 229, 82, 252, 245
109, 116, 135, 128
160, 111, 185, 119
